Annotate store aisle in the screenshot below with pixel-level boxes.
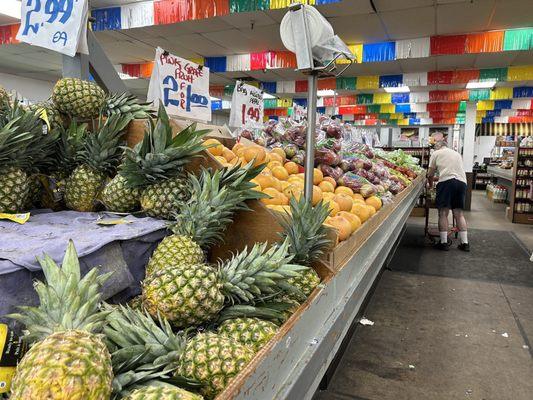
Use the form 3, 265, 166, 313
315, 197, 533, 400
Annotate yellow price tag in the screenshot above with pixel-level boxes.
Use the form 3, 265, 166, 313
0, 213, 30, 224
96, 218, 132, 226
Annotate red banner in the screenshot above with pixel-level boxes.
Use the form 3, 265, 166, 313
430, 35, 467, 55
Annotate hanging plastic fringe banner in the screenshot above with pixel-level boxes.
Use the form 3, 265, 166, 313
391, 93, 409, 104
373, 93, 392, 104
121, 1, 154, 29
452, 69, 479, 83
411, 103, 427, 113
92, 7, 122, 31
362, 42, 395, 62
261, 81, 277, 93
336, 77, 356, 90
230, 0, 270, 12
379, 75, 403, 88
465, 31, 504, 53
469, 89, 491, 101
0, 24, 19, 45
429, 90, 468, 102
295, 80, 308, 92
356, 94, 373, 104
337, 44, 362, 64
490, 87, 513, 100
427, 71, 453, 85
477, 101, 495, 111
191, 0, 229, 21
356, 76, 379, 90
430, 35, 466, 55
204, 57, 227, 72
508, 66, 533, 81
277, 81, 295, 93
269, 0, 315, 9
513, 87, 533, 98
318, 78, 336, 90
268, 51, 297, 69
226, 54, 251, 71
402, 72, 428, 87
409, 92, 429, 103
395, 37, 430, 59
479, 68, 507, 82
503, 28, 533, 51
154, 0, 191, 24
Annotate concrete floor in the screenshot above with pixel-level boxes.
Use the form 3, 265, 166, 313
315, 190, 533, 400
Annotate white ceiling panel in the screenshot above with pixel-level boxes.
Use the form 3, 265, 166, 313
319, 0, 374, 17
511, 52, 533, 66
202, 29, 258, 53
179, 17, 235, 34
435, 54, 477, 70
239, 25, 285, 51
436, 0, 496, 34
472, 52, 518, 68
243, 70, 283, 81
209, 73, 234, 85
93, 30, 128, 43
329, 14, 388, 43
399, 57, 438, 72
380, 6, 435, 39
163, 33, 230, 56
374, 0, 434, 12
343, 60, 403, 75
139, 23, 196, 38
490, 0, 533, 30
220, 11, 277, 29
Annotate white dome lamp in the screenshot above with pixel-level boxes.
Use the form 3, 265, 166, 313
280, 3, 354, 200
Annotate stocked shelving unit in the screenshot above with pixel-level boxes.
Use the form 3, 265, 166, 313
510, 147, 533, 224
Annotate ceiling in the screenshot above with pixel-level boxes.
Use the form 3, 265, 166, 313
0, 0, 531, 99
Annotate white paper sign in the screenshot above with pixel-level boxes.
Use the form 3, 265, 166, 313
229, 81, 264, 128
17, 0, 89, 57
147, 47, 211, 122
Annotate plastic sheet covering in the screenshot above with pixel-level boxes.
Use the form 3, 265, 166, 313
395, 104, 411, 113
513, 87, 533, 98
317, 106, 326, 114
261, 82, 277, 94
490, 87, 513, 100
373, 93, 392, 104
395, 37, 430, 59
476, 110, 487, 117
356, 75, 379, 90
410, 103, 427, 113
469, 89, 490, 101
226, 54, 250, 71
356, 94, 373, 104
122, 64, 141, 77
336, 77, 356, 90
459, 101, 466, 112
248, 52, 266, 70
209, 85, 225, 98
391, 93, 409, 104
494, 100, 512, 110
429, 90, 468, 102
508, 66, 533, 81
367, 104, 380, 113
427, 102, 459, 112
479, 68, 507, 82
339, 106, 366, 115
121, 1, 154, 29
512, 99, 532, 109
140, 62, 154, 78
491, 109, 506, 117
482, 117, 494, 123
265, 108, 288, 116
263, 99, 277, 109
465, 31, 504, 53
318, 78, 336, 90
204, 57, 227, 72
293, 98, 307, 107
268, 51, 297, 69
224, 85, 235, 96
92, 7, 122, 31
379, 75, 403, 88
427, 71, 453, 85
211, 100, 222, 110
191, 0, 229, 20
0, 24, 19, 45
337, 44, 363, 64
380, 104, 395, 114
477, 100, 494, 111
430, 35, 466, 55
270, 0, 315, 9
409, 92, 429, 103
362, 42, 395, 62
295, 80, 308, 92
154, 0, 191, 24
397, 118, 409, 126
230, 0, 270, 12
402, 72, 428, 87
517, 110, 533, 117
452, 69, 479, 83
277, 98, 293, 108
503, 28, 533, 51
277, 81, 295, 93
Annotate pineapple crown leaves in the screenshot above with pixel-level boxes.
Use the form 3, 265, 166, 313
217, 304, 290, 326
218, 239, 309, 305
277, 197, 333, 265
104, 92, 155, 120
79, 112, 133, 175
120, 103, 209, 188
54, 119, 88, 176
8, 241, 112, 344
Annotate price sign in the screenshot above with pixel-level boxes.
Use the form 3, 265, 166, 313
147, 47, 211, 122
229, 81, 264, 128
17, 0, 89, 57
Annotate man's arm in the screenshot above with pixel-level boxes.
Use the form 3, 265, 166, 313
426, 153, 437, 187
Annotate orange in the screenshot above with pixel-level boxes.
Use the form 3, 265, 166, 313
255, 174, 275, 190
338, 211, 361, 233
272, 166, 290, 181
323, 176, 337, 188
267, 160, 282, 170
284, 184, 303, 199
261, 167, 272, 176
261, 188, 282, 205
366, 205, 376, 217
365, 196, 382, 211
288, 175, 304, 185
280, 181, 290, 190
243, 146, 266, 164
269, 152, 284, 164
284, 161, 299, 175
352, 198, 366, 205
318, 180, 335, 193
280, 193, 290, 205
312, 185, 323, 206
335, 186, 354, 196
327, 216, 352, 241
271, 147, 286, 161
313, 168, 324, 185
232, 142, 244, 155
334, 194, 353, 212
322, 192, 335, 202
263, 153, 271, 163
204, 138, 224, 156
271, 178, 283, 192
222, 147, 236, 162
352, 193, 364, 202
326, 200, 340, 217
351, 203, 371, 223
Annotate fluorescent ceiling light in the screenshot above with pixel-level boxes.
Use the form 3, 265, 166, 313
317, 90, 336, 97
263, 92, 275, 99
118, 72, 136, 80
466, 80, 497, 89
0, 0, 21, 20
384, 86, 410, 93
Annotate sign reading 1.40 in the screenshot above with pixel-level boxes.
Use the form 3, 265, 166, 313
17, 0, 89, 57
229, 81, 264, 128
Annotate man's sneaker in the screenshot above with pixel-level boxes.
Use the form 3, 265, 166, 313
435, 241, 450, 251
458, 243, 470, 252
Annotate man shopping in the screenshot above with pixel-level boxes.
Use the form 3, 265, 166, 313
427, 141, 469, 251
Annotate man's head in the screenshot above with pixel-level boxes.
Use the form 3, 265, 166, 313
434, 140, 448, 150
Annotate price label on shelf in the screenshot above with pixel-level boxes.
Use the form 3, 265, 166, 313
147, 47, 211, 122
17, 0, 89, 57
229, 81, 264, 128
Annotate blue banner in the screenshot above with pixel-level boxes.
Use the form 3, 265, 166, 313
92, 7, 121, 31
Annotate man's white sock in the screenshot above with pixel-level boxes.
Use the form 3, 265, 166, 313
459, 231, 468, 244
440, 232, 448, 244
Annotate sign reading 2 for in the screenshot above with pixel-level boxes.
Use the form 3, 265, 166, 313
17, 0, 88, 57
147, 47, 211, 122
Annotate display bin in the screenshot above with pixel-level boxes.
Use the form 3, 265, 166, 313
216, 176, 424, 400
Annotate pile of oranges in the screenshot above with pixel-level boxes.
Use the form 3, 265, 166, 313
203, 138, 383, 243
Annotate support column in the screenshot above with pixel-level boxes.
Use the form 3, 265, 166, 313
62, 53, 90, 80
462, 101, 477, 210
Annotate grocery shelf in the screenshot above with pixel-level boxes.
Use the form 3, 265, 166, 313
218, 176, 424, 400
487, 166, 514, 181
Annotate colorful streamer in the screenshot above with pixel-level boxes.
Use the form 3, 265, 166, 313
362, 42, 395, 62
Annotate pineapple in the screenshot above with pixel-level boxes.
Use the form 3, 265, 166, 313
0, 166, 30, 212
145, 163, 265, 276
28, 101, 64, 129
52, 78, 106, 119
124, 386, 203, 400
0, 85, 10, 110
107, 103, 208, 217
105, 306, 254, 400
64, 113, 132, 211
100, 174, 141, 212
105, 92, 154, 120
8, 241, 113, 400
217, 317, 278, 352
142, 239, 307, 328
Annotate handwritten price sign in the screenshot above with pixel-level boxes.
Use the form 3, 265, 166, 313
229, 81, 264, 128
147, 48, 211, 122
17, 0, 89, 57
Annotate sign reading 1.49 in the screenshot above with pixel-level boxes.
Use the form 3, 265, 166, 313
229, 81, 264, 128
17, 0, 88, 57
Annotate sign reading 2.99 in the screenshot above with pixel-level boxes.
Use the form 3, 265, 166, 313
147, 48, 211, 122
229, 81, 264, 128
17, 0, 89, 57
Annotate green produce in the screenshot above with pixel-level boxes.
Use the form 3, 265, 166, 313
218, 317, 278, 351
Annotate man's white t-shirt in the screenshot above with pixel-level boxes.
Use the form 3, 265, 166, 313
429, 147, 467, 184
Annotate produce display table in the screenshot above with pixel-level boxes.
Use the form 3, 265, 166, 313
487, 165, 514, 182
218, 176, 424, 400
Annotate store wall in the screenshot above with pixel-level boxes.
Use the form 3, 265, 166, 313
0, 73, 55, 102
474, 136, 496, 163
211, 112, 230, 127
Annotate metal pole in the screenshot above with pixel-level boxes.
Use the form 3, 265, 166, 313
304, 72, 318, 201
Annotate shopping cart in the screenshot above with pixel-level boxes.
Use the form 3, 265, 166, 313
424, 182, 458, 244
